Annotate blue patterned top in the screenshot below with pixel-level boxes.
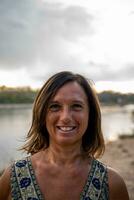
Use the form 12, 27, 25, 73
11, 157, 109, 200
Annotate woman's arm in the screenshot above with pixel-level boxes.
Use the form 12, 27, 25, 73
108, 167, 129, 200
0, 167, 11, 200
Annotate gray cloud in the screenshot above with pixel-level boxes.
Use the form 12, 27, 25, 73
120, 63, 134, 80
0, 0, 39, 67
0, 0, 133, 84
30, 60, 134, 84
84, 61, 134, 82
0, 0, 93, 68
103, 65, 134, 81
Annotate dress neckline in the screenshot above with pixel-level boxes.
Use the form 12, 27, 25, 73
27, 156, 44, 199
27, 156, 96, 200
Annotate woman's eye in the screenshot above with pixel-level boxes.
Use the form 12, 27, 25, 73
49, 104, 60, 111
72, 104, 83, 110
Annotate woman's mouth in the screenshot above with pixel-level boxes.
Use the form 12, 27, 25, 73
57, 126, 76, 132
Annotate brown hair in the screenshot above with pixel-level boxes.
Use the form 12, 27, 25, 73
21, 71, 105, 158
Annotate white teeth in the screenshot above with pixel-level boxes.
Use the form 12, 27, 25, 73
57, 126, 75, 132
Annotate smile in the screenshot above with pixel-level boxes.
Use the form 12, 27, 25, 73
57, 126, 76, 132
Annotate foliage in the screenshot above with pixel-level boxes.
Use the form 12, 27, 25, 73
98, 91, 134, 105
119, 132, 134, 139
0, 86, 38, 104
0, 86, 134, 105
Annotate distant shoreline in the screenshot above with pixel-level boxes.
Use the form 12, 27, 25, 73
0, 103, 133, 110
0, 103, 33, 109
0, 87, 134, 105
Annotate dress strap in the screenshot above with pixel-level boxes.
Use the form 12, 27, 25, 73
81, 159, 108, 200
11, 157, 42, 200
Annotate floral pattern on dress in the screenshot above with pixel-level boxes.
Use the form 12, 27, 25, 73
11, 157, 109, 200
80, 159, 109, 200
11, 157, 44, 200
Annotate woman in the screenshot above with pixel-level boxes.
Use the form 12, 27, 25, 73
0, 71, 129, 199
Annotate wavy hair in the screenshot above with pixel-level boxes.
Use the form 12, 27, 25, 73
21, 71, 105, 158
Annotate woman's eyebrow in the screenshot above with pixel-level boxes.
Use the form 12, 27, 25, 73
72, 100, 86, 104
49, 100, 60, 104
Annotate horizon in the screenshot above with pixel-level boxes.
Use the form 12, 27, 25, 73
0, 82, 134, 94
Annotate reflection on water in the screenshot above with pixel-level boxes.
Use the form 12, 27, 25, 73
101, 105, 134, 140
0, 104, 32, 170
0, 104, 134, 170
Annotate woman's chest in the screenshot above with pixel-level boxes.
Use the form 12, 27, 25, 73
35, 166, 89, 200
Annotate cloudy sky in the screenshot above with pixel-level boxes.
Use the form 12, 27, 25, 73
0, 0, 134, 93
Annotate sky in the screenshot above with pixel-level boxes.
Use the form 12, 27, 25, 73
0, 0, 134, 93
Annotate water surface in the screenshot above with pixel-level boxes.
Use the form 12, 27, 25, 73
0, 104, 134, 170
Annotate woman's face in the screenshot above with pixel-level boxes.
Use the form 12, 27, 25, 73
45, 81, 89, 147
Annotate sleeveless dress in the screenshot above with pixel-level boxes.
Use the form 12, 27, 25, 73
11, 157, 109, 200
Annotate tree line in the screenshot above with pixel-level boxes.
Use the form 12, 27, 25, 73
0, 86, 134, 105
98, 91, 134, 105
0, 86, 37, 104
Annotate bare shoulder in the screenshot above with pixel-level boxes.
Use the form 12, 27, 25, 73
107, 167, 129, 200
0, 166, 12, 200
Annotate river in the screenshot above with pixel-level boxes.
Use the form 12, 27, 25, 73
0, 104, 134, 171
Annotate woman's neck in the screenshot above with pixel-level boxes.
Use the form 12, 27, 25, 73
43, 142, 87, 167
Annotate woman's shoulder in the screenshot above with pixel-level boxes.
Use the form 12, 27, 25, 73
107, 166, 129, 200
0, 166, 11, 200
93, 160, 129, 199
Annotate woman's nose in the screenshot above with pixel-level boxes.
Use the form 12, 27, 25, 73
60, 107, 72, 123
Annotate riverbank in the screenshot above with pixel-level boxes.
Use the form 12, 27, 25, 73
0, 137, 134, 199
100, 136, 134, 199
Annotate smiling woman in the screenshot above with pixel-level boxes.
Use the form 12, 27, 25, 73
0, 71, 129, 200
45, 81, 89, 148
